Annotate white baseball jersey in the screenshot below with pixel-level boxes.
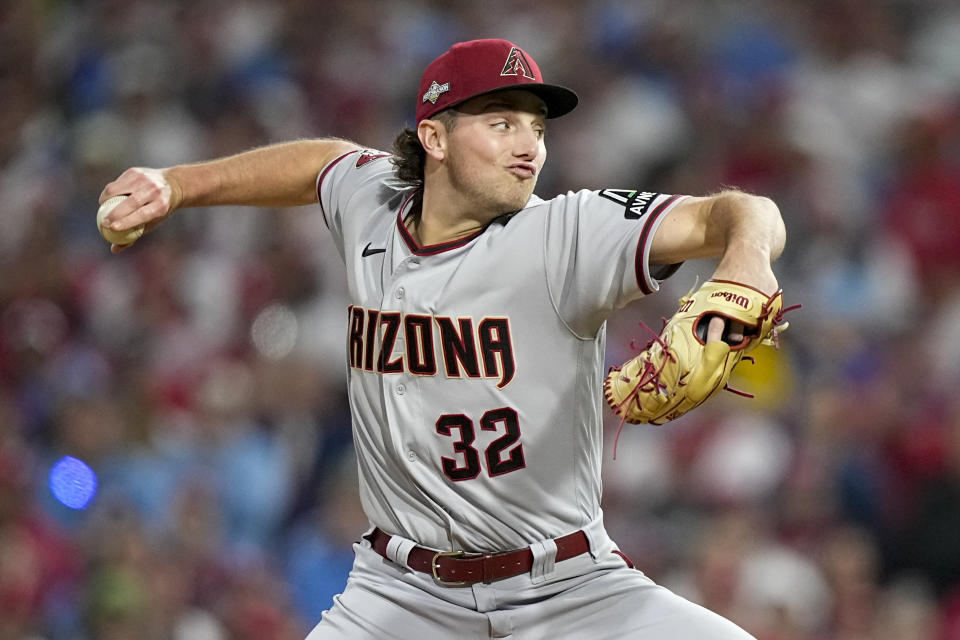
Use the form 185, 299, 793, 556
316, 149, 686, 553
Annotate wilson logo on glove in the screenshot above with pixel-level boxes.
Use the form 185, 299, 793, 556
709, 290, 751, 310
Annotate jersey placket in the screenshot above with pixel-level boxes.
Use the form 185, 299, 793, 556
379, 253, 426, 472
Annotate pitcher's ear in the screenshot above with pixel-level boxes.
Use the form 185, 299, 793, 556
418, 118, 447, 162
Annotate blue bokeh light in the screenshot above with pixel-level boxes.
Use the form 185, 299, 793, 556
49, 456, 98, 510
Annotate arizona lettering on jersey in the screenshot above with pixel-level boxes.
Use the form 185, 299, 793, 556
316, 148, 688, 552
347, 306, 516, 388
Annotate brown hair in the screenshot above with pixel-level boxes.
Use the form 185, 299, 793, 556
390, 111, 458, 188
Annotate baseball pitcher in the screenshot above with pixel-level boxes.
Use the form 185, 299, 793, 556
99, 39, 788, 639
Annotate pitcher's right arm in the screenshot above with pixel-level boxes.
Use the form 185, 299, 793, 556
99, 138, 361, 252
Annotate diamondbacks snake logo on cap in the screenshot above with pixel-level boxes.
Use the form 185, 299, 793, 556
500, 47, 536, 79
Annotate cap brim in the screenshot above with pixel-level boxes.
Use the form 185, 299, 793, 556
446, 83, 579, 119
524, 83, 579, 119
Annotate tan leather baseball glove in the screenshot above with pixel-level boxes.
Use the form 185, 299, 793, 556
604, 279, 792, 426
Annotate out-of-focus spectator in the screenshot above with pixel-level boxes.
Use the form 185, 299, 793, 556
283, 451, 367, 626
881, 107, 960, 300
0, 441, 80, 639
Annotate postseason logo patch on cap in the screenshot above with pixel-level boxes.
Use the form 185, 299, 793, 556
422, 80, 451, 104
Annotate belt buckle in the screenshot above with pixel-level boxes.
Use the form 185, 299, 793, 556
431, 550, 468, 586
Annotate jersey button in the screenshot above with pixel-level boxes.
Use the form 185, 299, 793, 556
396, 384, 405, 395
408, 260, 420, 270
395, 287, 405, 299
407, 451, 418, 462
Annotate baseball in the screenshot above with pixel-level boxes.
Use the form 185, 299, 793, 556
96, 195, 144, 245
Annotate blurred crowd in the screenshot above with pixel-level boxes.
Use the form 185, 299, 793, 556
2, 0, 960, 638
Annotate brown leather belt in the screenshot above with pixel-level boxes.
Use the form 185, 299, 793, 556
367, 527, 590, 586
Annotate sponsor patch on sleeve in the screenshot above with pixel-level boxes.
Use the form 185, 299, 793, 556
598, 189, 662, 219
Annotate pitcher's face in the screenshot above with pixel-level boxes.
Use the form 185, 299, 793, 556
442, 90, 547, 217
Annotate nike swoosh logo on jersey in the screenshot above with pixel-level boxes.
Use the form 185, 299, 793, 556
362, 243, 386, 257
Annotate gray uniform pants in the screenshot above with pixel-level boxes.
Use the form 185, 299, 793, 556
305, 539, 755, 640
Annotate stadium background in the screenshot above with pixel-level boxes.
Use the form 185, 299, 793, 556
2, 1, 960, 638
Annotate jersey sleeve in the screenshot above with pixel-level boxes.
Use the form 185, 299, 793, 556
543, 189, 688, 337
315, 148, 396, 256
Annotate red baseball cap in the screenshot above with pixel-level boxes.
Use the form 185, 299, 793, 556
416, 39, 578, 124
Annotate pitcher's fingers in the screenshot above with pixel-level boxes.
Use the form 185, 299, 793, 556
109, 198, 166, 230
100, 168, 144, 202
706, 316, 725, 342
101, 195, 139, 227
728, 321, 745, 345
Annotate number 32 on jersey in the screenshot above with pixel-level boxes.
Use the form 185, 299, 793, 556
348, 306, 525, 482
436, 408, 525, 482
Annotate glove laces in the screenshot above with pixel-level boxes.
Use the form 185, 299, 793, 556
612, 319, 673, 459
